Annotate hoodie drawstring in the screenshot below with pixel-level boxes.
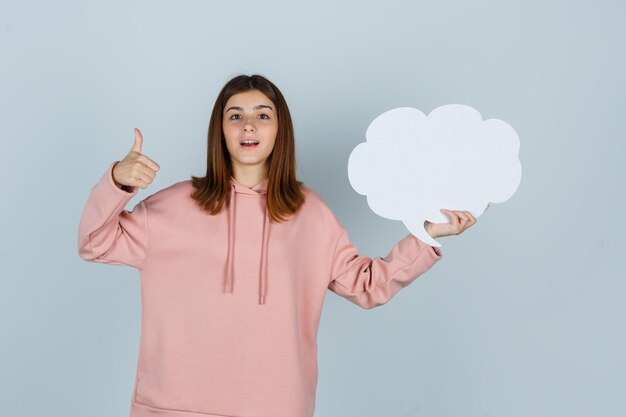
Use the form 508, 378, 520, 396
225, 185, 236, 294
259, 206, 270, 304
224, 182, 270, 305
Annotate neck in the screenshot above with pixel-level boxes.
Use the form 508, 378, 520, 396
231, 163, 268, 188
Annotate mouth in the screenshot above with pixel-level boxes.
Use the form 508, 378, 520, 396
240, 138, 260, 149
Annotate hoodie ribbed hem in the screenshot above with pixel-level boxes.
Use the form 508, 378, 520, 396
131, 399, 245, 417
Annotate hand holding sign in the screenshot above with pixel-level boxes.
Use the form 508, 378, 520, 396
348, 104, 521, 247
112, 128, 161, 192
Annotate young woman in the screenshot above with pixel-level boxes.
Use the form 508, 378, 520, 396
78, 74, 479, 417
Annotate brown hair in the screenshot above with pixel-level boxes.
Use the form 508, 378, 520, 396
190, 74, 306, 223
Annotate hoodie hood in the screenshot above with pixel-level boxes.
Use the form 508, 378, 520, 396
225, 176, 270, 305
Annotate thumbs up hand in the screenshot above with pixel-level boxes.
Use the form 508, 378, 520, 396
112, 128, 161, 191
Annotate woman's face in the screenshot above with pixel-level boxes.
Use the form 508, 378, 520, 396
222, 89, 278, 177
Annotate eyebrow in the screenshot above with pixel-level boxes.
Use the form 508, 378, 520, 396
225, 104, 274, 113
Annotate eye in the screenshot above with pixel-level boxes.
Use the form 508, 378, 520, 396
228, 113, 271, 120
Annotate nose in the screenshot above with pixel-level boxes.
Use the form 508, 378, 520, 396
243, 116, 255, 132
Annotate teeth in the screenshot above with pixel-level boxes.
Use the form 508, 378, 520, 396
241, 140, 259, 145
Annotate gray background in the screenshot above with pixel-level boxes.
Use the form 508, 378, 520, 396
1, 0, 624, 416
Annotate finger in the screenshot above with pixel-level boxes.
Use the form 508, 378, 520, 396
134, 178, 149, 189
440, 209, 454, 223
462, 211, 476, 227
136, 154, 161, 172
453, 211, 467, 234
456, 211, 470, 229
136, 164, 158, 181
452, 210, 463, 226
131, 128, 143, 154
443, 209, 461, 227
130, 170, 153, 187
451, 210, 464, 221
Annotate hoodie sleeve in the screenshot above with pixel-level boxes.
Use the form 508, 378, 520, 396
77, 161, 149, 269
327, 227, 442, 310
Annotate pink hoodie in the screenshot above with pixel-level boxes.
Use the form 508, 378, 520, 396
78, 161, 443, 417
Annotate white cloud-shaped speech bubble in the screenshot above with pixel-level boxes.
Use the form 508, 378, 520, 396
348, 104, 522, 247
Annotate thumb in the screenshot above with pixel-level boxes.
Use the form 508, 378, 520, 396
131, 128, 143, 154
